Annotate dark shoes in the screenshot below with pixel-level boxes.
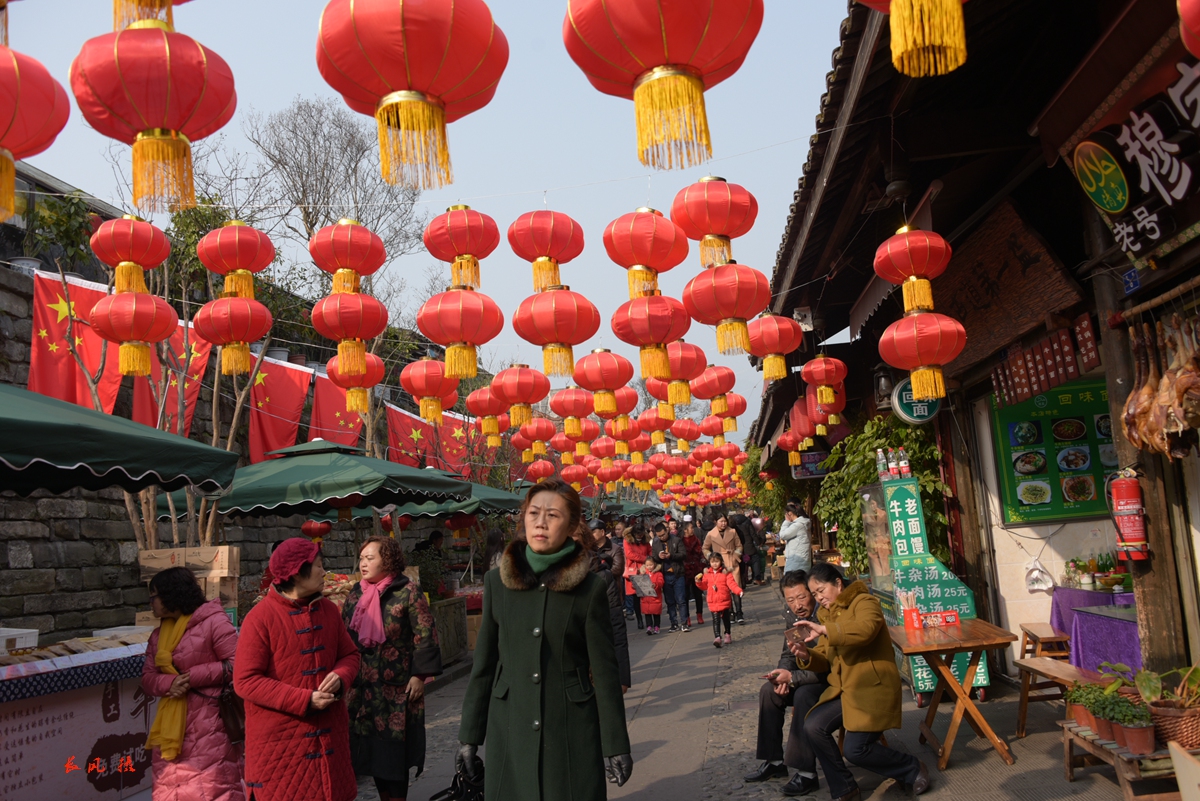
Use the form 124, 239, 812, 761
743, 761, 788, 783
781, 773, 821, 796
912, 761, 931, 796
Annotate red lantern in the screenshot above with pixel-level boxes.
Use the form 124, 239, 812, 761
817, 382, 847, 426
788, 398, 816, 451
302, 520, 332, 544
508, 209, 585, 292
715, 391, 747, 434
878, 312, 966, 400
193, 296, 274, 375
573, 349, 634, 416
718, 442, 740, 474
611, 292, 690, 380
628, 432, 652, 464
670, 418, 700, 451
747, 314, 804, 382
852, 0, 966, 78
666, 340, 707, 407
88, 292, 179, 376
873, 228, 952, 313
682, 261, 770, 355
570, 418, 601, 457
70, 26, 236, 213
197, 220, 275, 300
401, 358, 459, 422
700, 415, 725, 441
637, 406, 673, 446
512, 286, 601, 377
416, 287, 504, 378
316, 0, 509, 189
690, 364, 736, 415
309, 219, 386, 295
491, 364, 550, 428
603, 208, 689, 297
312, 292, 389, 376
605, 416, 641, 456
549, 431, 576, 465
520, 417, 557, 460
90, 216, 171, 295
466, 386, 507, 447
510, 430, 533, 462
0, 43, 69, 220
807, 390, 830, 437
562, 0, 764, 168
596, 465, 622, 491
591, 436, 617, 469
776, 429, 801, 467
328, 352, 386, 414
670, 176, 758, 267
561, 463, 589, 490
424, 205, 500, 288
595, 386, 639, 436
644, 377, 674, 421
550, 387, 594, 438
800, 356, 848, 405
1185, 0, 1200, 57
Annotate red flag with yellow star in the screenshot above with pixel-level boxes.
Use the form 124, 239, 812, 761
249, 356, 313, 463
131, 323, 212, 436
28, 272, 123, 412
438, 410, 471, 477
309, 371, 362, 446
385, 403, 436, 467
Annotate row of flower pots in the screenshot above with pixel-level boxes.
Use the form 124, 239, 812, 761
1065, 683, 1157, 755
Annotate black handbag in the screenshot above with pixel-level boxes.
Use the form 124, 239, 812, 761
202, 659, 245, 744
429, 769, 484, 801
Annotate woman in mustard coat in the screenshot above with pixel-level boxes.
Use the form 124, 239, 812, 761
792, 563, 930, 801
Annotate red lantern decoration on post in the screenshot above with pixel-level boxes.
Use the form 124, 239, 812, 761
666, 340, 707, 407
508, 209, 585, 293
490, 364, 550, 429
512, 285, 601, 377
417, 286, 504, 378
878, 312, 966, 400
328, 352, 386, 414
400, 358, 459, 422
88, 292, 179, 376
70, 25, 237, 213
670, 176, 758, 267
690, 364, 736, 415
467, 386, 508, 448
90, 216, 171, 295
550, 386, 594, 438
747, 314, 804, 382
611, 292, 690, 380
873, 227, 952, 313
670, 418, 700, 452
197, 220, 276, 300
562, 0, 764, 169
520, 417, 556, 459
424, 205, 500, 289
193, 296, 274, 375
524, 458, 554, 484
309, 219, 386, 296
800, 356, 848, 406
717, 391, 748, 432
682, 260, 770, 355
603, 208, 689, 298
312, 292, 389, 377
0, 41, 69, 220
573, 349, 634, 416
316, 0, 510, 190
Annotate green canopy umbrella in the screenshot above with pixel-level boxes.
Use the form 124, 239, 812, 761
0, 383, 239, 495
309, 478, 522, 522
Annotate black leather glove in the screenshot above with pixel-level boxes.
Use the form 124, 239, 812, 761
455, 743, 483, 783
605, 753, 633, 786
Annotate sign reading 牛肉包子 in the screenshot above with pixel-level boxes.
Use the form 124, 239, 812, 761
891, 378, 941, 425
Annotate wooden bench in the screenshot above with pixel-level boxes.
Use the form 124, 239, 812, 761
1020, 622, 1070, 659
1061, 719, 1196, 801
1015, 657, 1116, 738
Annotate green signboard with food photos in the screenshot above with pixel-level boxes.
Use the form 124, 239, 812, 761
990, 378, 1116, 524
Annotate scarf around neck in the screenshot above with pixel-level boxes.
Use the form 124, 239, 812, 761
145, 612, 194, 761
525, 540, 577, 576
350, 574, 394, 648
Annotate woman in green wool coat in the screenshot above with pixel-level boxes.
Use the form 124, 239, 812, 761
457, 477, 633, 800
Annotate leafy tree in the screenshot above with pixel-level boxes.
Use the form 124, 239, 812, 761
24, 191, 95, 271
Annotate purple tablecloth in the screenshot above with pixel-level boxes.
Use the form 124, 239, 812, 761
1049, 586, 1130, 634
1069, 607, 1141, 673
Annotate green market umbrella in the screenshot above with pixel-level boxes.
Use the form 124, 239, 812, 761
0, 383, 238, 495
310, 478, 522, 522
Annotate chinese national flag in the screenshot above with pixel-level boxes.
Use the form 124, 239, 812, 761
131, 323, 212, 437
249, 356, 313, 463
438, 410, 472, 477
28, 272, 123, 412
309, 372, 362, 446
386, 403, 436, 467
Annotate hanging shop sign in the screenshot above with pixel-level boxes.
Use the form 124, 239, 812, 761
990, 326, 1087, 409
790, 450, 831, 480
890, 378, 942, 424
990, 377, 1117, 524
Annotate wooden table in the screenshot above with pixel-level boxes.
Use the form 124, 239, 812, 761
889, 619, 1018, 771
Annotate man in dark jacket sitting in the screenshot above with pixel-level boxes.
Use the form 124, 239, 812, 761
744, 570, 827, 796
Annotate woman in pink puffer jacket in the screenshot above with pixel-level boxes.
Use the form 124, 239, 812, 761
142, 567, 243, 801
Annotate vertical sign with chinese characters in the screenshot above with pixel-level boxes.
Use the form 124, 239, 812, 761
1073, 313, 1101, 371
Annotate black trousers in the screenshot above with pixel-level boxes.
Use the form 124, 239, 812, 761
687, 582, 705, 618
732, 590, 744, 619
711, 609, 732, 637
803, 698, 920, 798
756, 681, 826, 770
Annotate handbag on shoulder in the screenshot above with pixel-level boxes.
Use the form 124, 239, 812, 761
215, 659, 245, 743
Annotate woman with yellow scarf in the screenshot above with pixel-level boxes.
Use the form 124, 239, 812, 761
142, 567, 244, 801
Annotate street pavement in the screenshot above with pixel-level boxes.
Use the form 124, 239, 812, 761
359, 580, 1131, 800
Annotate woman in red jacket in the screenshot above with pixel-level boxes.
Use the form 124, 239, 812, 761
234, 538, 361, 801
695, 552, 743, 648
622, 523, 651, 630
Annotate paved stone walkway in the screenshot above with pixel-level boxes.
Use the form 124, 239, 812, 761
358, 581, 1129, 800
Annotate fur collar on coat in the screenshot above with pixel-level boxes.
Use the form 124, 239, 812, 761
499, 539, 592, 593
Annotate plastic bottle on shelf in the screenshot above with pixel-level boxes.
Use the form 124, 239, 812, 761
898, 447, 911, 478
876, 449, 889, 482
887, 448, 900, 480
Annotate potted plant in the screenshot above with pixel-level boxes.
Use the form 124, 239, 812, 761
1090, 693, 1117, 740
1115, 699, 1156, 755
1135, 661, 1200, 749
1107, 695, 1137, 748
1064, 683, 1092, 727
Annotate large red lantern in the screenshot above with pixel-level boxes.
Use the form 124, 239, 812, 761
637, 406, 673, 446
401, 358, 459, 422
789, 397, 817, 450
570, 418, 601, 457
550, 386, 594, 438
309, 219, 386, 295
424, 205, 500, 289
700, 414, 725, 442
682, 261, 770, 355
316, 0, 509, 190
776, 429, 801, 467
417, 287, 504, 378
549, 431, 576, 465
800, 356, 848, 405
605, 416, 641, 455
603, 208, 689, 298
193, 296, 273, 375
512, 285, 601, 377
466, 386, 507, 447
878, 312, 966, 400
817, 382, 847, 426
88, 292, 179, 376
591, 436, 617, 468
510, 430, 533, 462
628, 431, 652, 463
690, 364, 736, 415
596, 386, 638, 434
807, 390, 830, 437
853, 1, 967, 78
328, 352, 385, 414
508, 209, 585, 292
491, 364, 550, 428
573, 349, 634, 416
670, 418, 700, 452
0, 42, 69, 221
198, 220, 275, 299
873, 228, 952, 313
562, 0, 763, 169
520, 417, 557, 460
666, 340, 707, 406
70, 26, 236, 213
670, 176, 758, 267
312, 292, 389, 376
645, 377, 674, 422
747, 314, 804, 382
301, 520, 332, 544
561, 463, 589, 490
611, 292, 690, 380
717, 391, 748, 433
90, 216, 171, 295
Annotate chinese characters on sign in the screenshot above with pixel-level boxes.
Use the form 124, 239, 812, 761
992, 326, 1093, 410
890, 378, 942, 425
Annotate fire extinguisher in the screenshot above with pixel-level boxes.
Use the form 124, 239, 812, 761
1106, 469, 1148, 561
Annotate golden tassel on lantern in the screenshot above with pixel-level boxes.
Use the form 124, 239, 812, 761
716, 319, 750, 356
713, 435, 725, 447
533, 257, 560, 293
119, 341, 152, 376
677, 439, 690, 452
375, 91, 452, 190
763, 353, 787, 381
633, 66, 712, 170
221, 342, 252, 376
816, 424, 827, 436
561, 451, 574, 466
818, 384, 835, 405
614, 416, 631, 435
419, 397, 444, 423
0, 148, 13, 221
522, 449, 534, 464
115, 0, 173, 31
445, 343, 478, 379
616, 441, 629, 455
451, 255, 480, 289
532, 440, 546, 456
627, 266, 658, 298
482, 416, 499, 436
639, 344, 669, 380
909, 366, 947, 400
724, 458, 733, 475
804, 437, 814, 448
487, 434, 502, 448
668, 380, 691, 406
788, 451, 801, 467
601, 457, 613, 470
658, 401, 675, 421
606, 482, 616, 493
510, 404, 532, 429
651, 430, 665, 446
132, 129, 194, 214
225, 270, 255, 300
699, 234, 732, 269
570, 482, 582, 492
723, 417, 737, 433
829, 414, 841, 425
338, 339, 367, 376
115, 262, 147, 294
565, 416, 581, 438
576, 441, 590, 457
902, 276, 934, 312
631, 452, 644, 465
711, 395, 729, 415
333, 269, 360, 295
593, 390, 616, 415
889, 0, 967, 78
346, 387, 369, 414
543, 344, 574, 378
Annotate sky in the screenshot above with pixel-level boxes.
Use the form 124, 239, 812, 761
14, 0, 847, 446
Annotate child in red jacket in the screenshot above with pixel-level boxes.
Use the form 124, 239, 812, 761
695, 552, 743, 648
640, 558, 665, 635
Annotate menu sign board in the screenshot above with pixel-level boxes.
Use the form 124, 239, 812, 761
790, 450, 831, 480
990, 378, 1116, 524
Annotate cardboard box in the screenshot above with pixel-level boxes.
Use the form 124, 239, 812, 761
135, 611, 157, 627
186, 546, 241, 577
201, 576, 238, 605
0, 627, 38, 652
138, 547, 186, 580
